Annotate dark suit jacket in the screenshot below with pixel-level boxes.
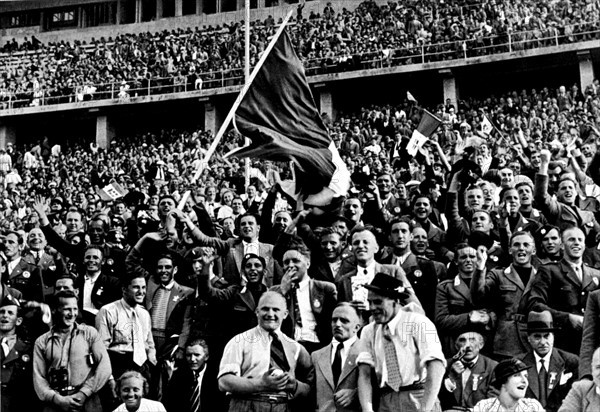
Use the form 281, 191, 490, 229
520, 348, 579, 412
6, 259, 44, 302
0, 339, 37, 412
471, 265, 537, 358
146, 278, 194, 354
528, 260, 600, 354
580, 289, 600, 377
22, 250, 64, 299
165, 366, 212, 412
380, 252, 438, 319
75, 271, 121, 324
311, 340, 361, 412
438, 354, 497, 410
271, 278, 337, 345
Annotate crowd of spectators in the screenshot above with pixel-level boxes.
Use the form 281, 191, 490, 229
1, 76, 600, 411
2, 0, 600, 109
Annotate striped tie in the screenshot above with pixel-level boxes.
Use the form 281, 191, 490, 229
190, 371, 201, 412
151, 287, 169, 330
270, 332, 290, 372
383, 324, 402, 391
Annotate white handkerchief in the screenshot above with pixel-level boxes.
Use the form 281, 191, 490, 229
560, 372, 573, 385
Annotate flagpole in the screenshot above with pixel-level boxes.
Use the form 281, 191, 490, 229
178, 7, 295, 210
244, 0, 251, 189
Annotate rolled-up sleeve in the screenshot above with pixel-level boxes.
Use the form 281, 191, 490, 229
218, 337, 243, 379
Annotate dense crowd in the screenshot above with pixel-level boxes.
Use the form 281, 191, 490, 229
1, 78, 600, 412
2, 0, 600, 108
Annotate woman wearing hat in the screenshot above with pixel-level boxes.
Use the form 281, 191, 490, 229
473, 359, 544, 411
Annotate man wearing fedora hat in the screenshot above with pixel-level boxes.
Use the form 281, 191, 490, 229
357, 273, 445, 412
518, 311, 578, 412
438, 323, 498, 411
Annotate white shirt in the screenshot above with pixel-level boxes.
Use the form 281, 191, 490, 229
112, 398, 166, 412
294, 276, 319, 343
7, 257, 21, 274
393, 251, 412, 267
83, 271, 102, 314
331, 336, 358, 366
461, 356, 479, 388
243, 240, 259, 256
351, 261, 377, 307
534, 351, 552, 373
328, 260, 342, 279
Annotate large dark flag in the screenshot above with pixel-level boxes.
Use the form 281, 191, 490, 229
225, 30, 350, 208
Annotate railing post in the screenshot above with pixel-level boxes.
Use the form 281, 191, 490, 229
463, 41, 467, 59
508, 31, 512, 52
147, 79, 151, 96
555, 29, 559, 46
111, 82, 115, 99
421, 44, 425, 63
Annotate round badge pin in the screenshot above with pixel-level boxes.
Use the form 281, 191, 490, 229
414, 270, 423, 278
22, 271, 30, 279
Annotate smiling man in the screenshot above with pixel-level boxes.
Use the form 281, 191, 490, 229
218, 291, 313, 412
33, 290, 111, 412
528, 227, 600, 354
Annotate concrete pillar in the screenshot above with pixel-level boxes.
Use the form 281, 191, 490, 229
578, 50, 595, 92
196, 0, 203, 14
237, 0, 244, 10
204, 100, 219, 133
0, 123, 16, 150
440, 68, 458, 109
258, 0, 265, 7
135, 0, 142, 22
96, 115, 115, 150
156, 0, 163, 18
318, 88, 335, 121
175, 0, 183, 16
116, 0, 122, 24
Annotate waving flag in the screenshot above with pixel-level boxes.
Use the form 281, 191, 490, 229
225, 30, 350, 208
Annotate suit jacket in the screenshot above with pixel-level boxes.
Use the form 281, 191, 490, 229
435, 275, 496, 357
76, 272, 121, 318
145, 278, 194, 354
164, 366, 212, 412
580, 289, 600, 377
519, 348, 578, 412
271, 278, 337, 345
6, 258, 44, 302
439, 354, 497, 410
471, 265, 537, 358
558, 380, 600, 412
23, 250, 64, 299
191, 230, 278, 287
311, 340, 362, 412
528, 260, 600, 354
1, 339, 38, 412
380, 252, 439, 319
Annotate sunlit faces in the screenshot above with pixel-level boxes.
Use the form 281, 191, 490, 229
156, 257, 177, 285
455, 332, 484, 362
509, 233, 535, 267
343, 198, 363, 223
471, 211, 494, 233
499, 168, 515, 188
186, 344, 208, 373
412, 197, 432, 221
255, 292, 288, 332
376, 174, 393, 196
55, 296, 78, 329
466, 188, 484, 210
123, 277, 146, 306
320, 232, 344, 262
351, 230, 379, 265
501, 188, 520, 214
390, 221, 412, 253
527, 332, 554, 357
243, 257, 264, 284
411, 227, 429, 255
331, 305, 361, 342
456, 246, 477, 275
0, 304, 22, 332
282, 250, 310, 281
4, 233, 21, 260
367, 290, 398, 324
27, 228, 46, 251
561, 227, 585, 260
557, 179, 576, 206
503, 371, 529, 401
119, 376, 145, 411
517, 184, 533, 207
239, 215, 259, 241
541, 228, 561, 256
83, 248, 103, 273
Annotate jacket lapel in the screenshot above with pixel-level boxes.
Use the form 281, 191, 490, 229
238, 288, 256, 311
309, 280, 324, 315
233, 241, 244, 274
547, 349, 565, 394
165, 283, 182, 321
315, 345, 335, 389
506, 265, 525, 290
145, 278, 159, 310
3, 340, 26, 364
561, 261, 582, 288
337, 340, 359, 386
453, 276, 471, 301
582, 265, 600, 291
523, 352, 540, 400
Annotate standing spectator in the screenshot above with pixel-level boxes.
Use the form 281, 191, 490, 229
4, 231, 45, 302
357, 274, 445, 412
33, 290, 111, 412
0, 148, 12, 174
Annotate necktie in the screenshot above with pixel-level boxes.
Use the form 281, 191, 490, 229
574, 266, 582, 284
382, 324, 402, 391
539, 359, 548, 402
291, 288, 302, 328
0, 337, 8, 361
332, 343, 343, 385
270, 332, 290, 372
462, 360, 475, 369
190, 371, 201, 412
151, 287, 169, 330
131, 309, 147, 366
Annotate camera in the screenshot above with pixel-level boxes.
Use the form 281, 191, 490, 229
48, 367, 74, 395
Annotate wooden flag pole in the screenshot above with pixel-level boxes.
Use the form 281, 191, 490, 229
178, 7, 295, 210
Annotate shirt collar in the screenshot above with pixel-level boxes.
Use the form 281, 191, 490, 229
161, 280, 175, 290
85, 271, 102, 283
333, 335, 358, 350
357, 260, 376, 272
243, 240, 258, 246
534, 350, 552, 367
383, 309, 403, 337
297, 275, 310, 290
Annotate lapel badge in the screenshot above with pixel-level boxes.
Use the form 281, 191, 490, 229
454, 276, 460, 287
97, 287, 104, 296
22, 271, 30, 279
549, 372, 557, 389
173, 295, 180, 302
414, 270, 423, 278
490, 255, 498, 262
394, 207, 401, 214
107, 259, 114, 266
472, 374, 480, 391
49, 265, 56, 271
593, 278, 599, 286
313, 299, 321, 308
21, 354, 30, 362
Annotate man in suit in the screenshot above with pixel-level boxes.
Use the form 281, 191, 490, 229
408, 194, 452, 264
558, 346, 600, 412
0, 295, 38, 412
23, 227, 63, 299
381, 218, 438, 318
190, 212, 279, 287
528, 227, 600, 354
271, 240, 337, 353
4, 231, 44, 302
519, 311, 578, 412
145, 253, 194, 356
435, 243, 495, 356
311, 302, 362, 412
471, 230, 538, 358
438, 325, 497, 411
335, 227, 420, 315
165, 339, 211, 412
76, 246, 121, 325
